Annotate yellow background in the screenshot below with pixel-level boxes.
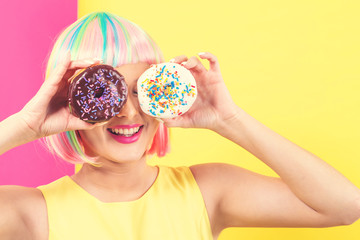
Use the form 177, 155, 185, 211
78, 0, 360, 239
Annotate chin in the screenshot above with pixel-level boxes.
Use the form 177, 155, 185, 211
80, 128, 154, 165
106, 148, 147, 164
116, 153, 146, 163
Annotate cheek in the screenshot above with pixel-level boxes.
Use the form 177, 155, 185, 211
145, 114, 159, 130
146, 119, 160, 142
78, 129, 104, 155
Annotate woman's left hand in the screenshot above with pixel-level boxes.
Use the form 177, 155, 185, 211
162, 52, 239, 131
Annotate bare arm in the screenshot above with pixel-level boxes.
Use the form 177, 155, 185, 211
0, 185, 47, 239
213, 106, 360, 226
0, 113, 35, 155
0, 53, 104, 239
0, 53, 102, 155
165, 52, 360, 232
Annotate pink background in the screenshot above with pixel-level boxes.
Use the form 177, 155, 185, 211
0, 0, 77, 187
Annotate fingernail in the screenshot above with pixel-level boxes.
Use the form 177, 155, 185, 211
169, 58, 175, 63
181, 61, 187, 66
198, 52, 206, 56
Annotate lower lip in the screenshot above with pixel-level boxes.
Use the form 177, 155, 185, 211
108, 127, 143, 144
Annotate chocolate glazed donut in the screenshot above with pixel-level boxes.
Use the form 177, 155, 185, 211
68, 64, 128, 123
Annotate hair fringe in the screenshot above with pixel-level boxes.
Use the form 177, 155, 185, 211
41, 11, 170, 165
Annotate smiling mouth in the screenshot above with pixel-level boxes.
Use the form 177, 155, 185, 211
106, 125, 144, 137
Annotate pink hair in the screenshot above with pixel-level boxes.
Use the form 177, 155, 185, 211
42, 12, 170, 166
146, 122, 170, 157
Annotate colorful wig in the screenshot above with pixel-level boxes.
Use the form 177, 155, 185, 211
42, 12, 170, 166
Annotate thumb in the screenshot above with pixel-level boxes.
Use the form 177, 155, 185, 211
161, 116, 187, 128
67, 117, 108, 131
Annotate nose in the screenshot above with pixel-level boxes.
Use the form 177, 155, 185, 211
115, 97, 138, 119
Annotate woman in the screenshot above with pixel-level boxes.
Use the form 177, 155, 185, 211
0, 11, 359, 240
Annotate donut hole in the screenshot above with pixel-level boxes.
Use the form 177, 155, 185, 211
94, 87, 105, 98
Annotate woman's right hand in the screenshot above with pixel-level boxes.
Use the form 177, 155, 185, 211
17, 51, 103, 139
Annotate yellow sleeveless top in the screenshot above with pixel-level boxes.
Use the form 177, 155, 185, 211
37, 165, 213, 240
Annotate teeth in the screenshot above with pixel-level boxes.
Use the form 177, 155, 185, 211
109, 126, 142, 136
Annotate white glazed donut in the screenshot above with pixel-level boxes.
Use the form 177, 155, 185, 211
137, 63, 197, 118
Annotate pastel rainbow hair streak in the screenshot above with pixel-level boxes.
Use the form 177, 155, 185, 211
42, 12, 170, 166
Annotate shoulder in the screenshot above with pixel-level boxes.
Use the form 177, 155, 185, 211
189, 162, 245, 190
0, 185, 48, 239
189, 162, 264, 194
189, 163, 243, 235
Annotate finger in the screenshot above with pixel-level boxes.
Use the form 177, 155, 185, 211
36, 55, 103, 103
182, 56, 207, 74
66, 119, 93, 131
169, 55, 188, 64
198, 52, 220, 72
68, 58, 103, 70
63, 58, 104, 84
67, 117, 108, 131
92, 121, 108, 128
162, 116, 187, 128
44, 51, 72, 87
46, 54, 103, 86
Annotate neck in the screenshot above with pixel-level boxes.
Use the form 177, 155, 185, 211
71, 155, 158, 201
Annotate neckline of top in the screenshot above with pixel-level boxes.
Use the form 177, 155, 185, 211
64, 165, 161, 205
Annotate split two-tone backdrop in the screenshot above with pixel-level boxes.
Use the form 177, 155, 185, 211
1, 0, 359, 239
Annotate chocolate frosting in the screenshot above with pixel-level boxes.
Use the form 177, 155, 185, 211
68, 64, 127, 123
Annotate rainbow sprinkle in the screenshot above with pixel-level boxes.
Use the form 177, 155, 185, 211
140, 64, 196, 117
69, 66, 127, 122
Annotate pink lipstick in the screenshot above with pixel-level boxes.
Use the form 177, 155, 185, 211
107, 124, 143, 144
